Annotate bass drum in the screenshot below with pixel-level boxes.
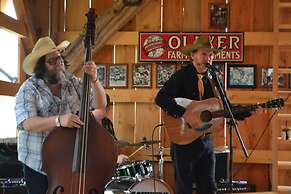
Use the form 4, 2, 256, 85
104, 177, 173, 194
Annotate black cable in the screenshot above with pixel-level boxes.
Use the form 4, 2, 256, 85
233, 94, 290, 178
233, 109, 277, 178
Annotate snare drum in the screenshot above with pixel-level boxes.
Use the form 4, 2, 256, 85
115, 160, 153, 178
115, 163, 136, 177
104, 177, 173, 194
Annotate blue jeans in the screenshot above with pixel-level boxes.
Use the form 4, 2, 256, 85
23, 164, 48, 194
171, 135, 216, 194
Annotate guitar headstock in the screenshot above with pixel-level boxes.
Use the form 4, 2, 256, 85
264, 98, 284, 109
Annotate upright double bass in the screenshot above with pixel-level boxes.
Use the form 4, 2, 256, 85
42, 8, 117, 194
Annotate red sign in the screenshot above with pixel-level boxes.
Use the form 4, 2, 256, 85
139, 32, 244, 62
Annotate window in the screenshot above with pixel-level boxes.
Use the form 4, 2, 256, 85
0, 0, 19, 138
0, 0, 19, 83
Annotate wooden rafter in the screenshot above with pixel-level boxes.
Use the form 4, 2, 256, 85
63, 0, 151, 73
13, 0, 37, 54
0, 11, 26, 37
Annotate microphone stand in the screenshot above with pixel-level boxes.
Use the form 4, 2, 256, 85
206, 63, 249, 191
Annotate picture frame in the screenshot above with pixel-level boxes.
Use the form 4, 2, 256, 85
227, 64, 256, 88
132, 63, 152, 88
96, 64, 107, 88
209, 3, 229, 29
156, 63, 176, 88
108, 64, 128, 88
261, 67, 286, 88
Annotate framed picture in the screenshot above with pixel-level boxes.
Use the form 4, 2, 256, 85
156, 63, 176, 88
132, 63, 152, 88
96, 64, 107, 88
261, 67, 286, 87
209, 3, 229, 29
108, 64, 128, 88
212, 62, 225, 84
227, 64, 256, 88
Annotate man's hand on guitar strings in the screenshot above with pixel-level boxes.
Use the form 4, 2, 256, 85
231, 105, 252, 121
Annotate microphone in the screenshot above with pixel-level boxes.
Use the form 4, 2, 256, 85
205, 62, 212, 69
205, 63, 219, 72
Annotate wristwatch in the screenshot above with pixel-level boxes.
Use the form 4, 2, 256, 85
55, 115, 61, 127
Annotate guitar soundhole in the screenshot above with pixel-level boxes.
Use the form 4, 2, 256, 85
200, 110, 212, 122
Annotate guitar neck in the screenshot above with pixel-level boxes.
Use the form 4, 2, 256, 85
211, 103, 263, 119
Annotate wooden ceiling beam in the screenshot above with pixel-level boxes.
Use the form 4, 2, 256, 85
0, 11, 26, 37
62, 0, 151, 73
13, 0, 37, 54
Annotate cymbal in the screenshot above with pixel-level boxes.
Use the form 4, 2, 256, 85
129, 140, 161, 147
116, 140, 130, 148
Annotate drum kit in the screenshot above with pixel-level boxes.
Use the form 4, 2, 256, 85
105, 138, 173, 194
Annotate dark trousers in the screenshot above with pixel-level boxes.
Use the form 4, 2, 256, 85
171, 135, 216, 194
23, 164, 48, 194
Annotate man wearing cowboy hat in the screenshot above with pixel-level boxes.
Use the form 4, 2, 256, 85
155, 36, 221, 194
15, 37, 107, 194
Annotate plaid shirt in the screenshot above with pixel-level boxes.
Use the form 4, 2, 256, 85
15, 74, 93, 174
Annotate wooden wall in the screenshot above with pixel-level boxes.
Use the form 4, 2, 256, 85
19, 0, 291, 192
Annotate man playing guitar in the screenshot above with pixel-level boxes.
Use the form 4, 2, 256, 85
155, 36, 251, 194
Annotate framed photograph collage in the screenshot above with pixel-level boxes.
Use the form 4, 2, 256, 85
96, 62, 228, 89
96, 63, 180, 89
97, 63, 290, 90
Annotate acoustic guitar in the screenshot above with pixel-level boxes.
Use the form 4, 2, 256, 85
163, 97, 284, 145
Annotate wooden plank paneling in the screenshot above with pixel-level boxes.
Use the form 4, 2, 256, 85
114, 102, 135, 143
65, 0, 88, 31
231, 111, 271, 151
136, 0, 161, 31
182, 0, 200, 32
233, 164, 270, 191
57, 0, 64, 33
253, 0, 273, 32
93, 45, 113, 64
163, 0, 182, 31
279, 7, 291, 26
113, 45, 136, 143
92, 0, 112, 14
135, 102, 160, 143
27, 0, 49, 37
243, 46, 272, 91
228, 0, 252, 32
280, 46, 291, 64
58, 31, 291, 46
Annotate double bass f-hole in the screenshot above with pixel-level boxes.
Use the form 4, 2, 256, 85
42, 8, 117, 194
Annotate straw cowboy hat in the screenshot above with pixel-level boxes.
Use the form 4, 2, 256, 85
181, 36, 221, 56
23, 36, 70, 75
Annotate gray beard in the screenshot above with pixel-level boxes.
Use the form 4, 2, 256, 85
44, 71, 62, 84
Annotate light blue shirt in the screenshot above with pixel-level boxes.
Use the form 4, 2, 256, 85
15, 74, 93, 174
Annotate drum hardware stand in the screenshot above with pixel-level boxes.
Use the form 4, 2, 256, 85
157, 123, 165, 180
158, 146, 164, 180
